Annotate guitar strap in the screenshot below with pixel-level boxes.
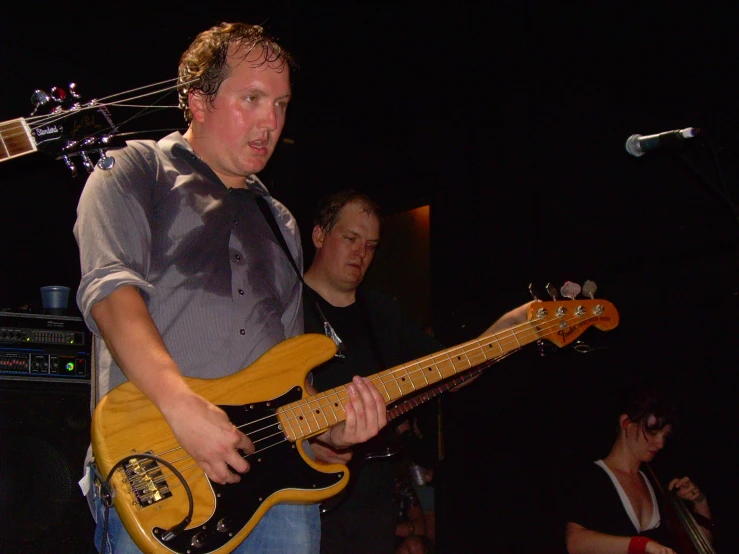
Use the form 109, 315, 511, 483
254, 194, 387, 368
255, 194, 399, 464
254, 194, 346, 357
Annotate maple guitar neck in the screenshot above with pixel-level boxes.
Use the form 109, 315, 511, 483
387, 365, 485, 421
0, 118, 36, 162
89, 297, 618, 553
278, 297, 619, 442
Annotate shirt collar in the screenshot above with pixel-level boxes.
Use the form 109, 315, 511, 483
158, 131, 270, 196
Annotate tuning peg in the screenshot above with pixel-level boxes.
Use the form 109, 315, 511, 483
62, 155, 78, 177
96, 151, 115, 170
560, 281, 582, 300
69, 82, 81, 99
528, 283, 539, 301
30, 89, 50, 115
30, 89, 50, 107
80, 152, 96, 173
545, 283, 558, 300
50, 86, 67, 102
581, 280, 597, 299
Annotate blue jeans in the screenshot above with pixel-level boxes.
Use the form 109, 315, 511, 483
93, 496, 320, 553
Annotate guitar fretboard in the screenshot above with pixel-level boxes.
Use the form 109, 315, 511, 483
0, 118, 36, 162
387, 365, 485, 421
277, 321, 539, 441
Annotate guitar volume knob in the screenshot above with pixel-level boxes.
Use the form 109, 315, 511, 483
191, 531, 210, 548
216, 517, 232, 532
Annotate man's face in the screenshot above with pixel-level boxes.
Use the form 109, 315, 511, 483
313, 201, 381, 292
189, 45, 291, 187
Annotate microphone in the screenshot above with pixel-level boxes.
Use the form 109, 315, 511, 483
625, 127, 699, 157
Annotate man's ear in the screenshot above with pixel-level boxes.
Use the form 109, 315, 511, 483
312, 225, 326, 248
189, 90, 208, 123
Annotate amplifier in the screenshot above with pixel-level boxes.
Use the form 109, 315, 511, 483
0, 311, 91, 382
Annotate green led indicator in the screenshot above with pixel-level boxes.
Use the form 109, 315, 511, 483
65, 362, 75, 373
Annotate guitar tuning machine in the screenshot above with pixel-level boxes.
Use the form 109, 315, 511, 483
97, 151, 116, 170
528, 283, 539, 301
69, 82, 81, 99
30, 90, 50, 115
560, 281, 582, 300
50, 86, 67, 103
581, 280, 597, 299
80, 152, 95, 173
62, 155, 78, 177
545, 283, 558, 300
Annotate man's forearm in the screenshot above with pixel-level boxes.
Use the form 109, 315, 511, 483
91, 285, 190, 410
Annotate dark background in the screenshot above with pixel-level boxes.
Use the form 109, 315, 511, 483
2, 3, 738, 552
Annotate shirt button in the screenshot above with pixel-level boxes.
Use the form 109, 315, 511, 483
234, 220, 238, 226
240, 329, 246, 335
238, 289, 244, 295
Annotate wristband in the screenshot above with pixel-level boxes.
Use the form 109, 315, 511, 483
627, 536, 652, 554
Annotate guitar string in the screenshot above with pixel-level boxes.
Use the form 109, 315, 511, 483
129, 362, 499, 496
122, 306, 611, 492
276, 311, 586, 436
20, 83, 180, 127
125, 369, 503, 497
0, 80, 185, 148
124, 308, 607, 491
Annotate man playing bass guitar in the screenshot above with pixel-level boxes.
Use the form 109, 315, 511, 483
302, 190, 531, 554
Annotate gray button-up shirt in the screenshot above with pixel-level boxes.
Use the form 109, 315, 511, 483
74, 132, 303, 405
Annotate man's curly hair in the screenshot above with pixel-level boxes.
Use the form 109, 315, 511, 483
177, 22, 297, 124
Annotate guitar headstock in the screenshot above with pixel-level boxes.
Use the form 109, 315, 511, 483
526, 280, 619, 348
5, 83, 121, 175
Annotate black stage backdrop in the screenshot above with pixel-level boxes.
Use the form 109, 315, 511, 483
2, 4, 738, 553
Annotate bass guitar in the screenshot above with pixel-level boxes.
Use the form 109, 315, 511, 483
91, 296, 619, 554
319, 364, 486, 513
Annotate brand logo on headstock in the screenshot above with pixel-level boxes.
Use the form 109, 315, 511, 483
35, 125, 61, 137
557, 325, 577, 342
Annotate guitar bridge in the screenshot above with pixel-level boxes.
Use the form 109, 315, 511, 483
123, 454, 173, 507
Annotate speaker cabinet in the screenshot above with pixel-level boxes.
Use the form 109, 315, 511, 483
0, 379, 96, 553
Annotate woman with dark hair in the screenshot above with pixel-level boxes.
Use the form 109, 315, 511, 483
562, 386, 714, 554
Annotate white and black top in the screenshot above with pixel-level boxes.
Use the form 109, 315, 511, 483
560, 458, 676, 548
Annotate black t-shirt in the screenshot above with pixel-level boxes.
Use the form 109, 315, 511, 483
303, 286, 443, 509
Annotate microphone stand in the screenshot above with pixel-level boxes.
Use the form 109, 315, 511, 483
678, 133, 739, 226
